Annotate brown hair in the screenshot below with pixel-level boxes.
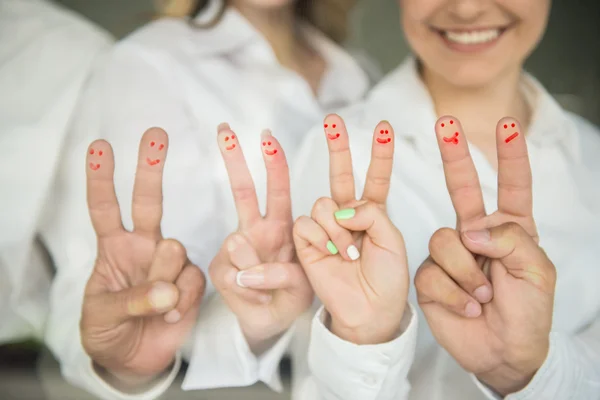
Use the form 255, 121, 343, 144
156, 0, 356, 43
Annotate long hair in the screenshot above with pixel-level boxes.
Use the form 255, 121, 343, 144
156, 0, 356, 43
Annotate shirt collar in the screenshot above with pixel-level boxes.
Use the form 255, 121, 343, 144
363, 56, 581, 163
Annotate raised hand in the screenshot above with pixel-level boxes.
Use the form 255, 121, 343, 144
208, 124, 313, 352
415, 117, 556, 395
293, 115, 409, 344
81, 128, 206, 388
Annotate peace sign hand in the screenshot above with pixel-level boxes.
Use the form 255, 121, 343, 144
81, 128, 206, 388
293, 115, 409, 344
208, 125, 313, 352
415, 117, 556, 395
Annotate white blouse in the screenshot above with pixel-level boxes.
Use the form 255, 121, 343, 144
39, 3, 371, 399
0, 0, 112, 343
293, 57, 600, 399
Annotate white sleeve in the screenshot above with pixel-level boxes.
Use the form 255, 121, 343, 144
182, 293, 295, 392
0, 2, 112, 343
472, 318, 600, 400
295, 303, 418, 400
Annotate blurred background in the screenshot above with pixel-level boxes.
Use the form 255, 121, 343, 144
56, 0, 600, 123
1, 0, 599, 399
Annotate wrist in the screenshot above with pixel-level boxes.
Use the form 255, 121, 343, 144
477, 340, 549, 396
94, 362, 173, 393
328, 308, 404, 345
240, 321, 290, 356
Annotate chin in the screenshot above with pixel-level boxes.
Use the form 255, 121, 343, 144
428, 58, 512, 89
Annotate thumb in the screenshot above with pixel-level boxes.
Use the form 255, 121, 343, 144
334, 202, 403, 250
84, 281, 179, 327
461, 222, 556, 292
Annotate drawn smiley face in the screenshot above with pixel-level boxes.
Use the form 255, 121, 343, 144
324, 123, 341, 141
88, 148, 103, 170
146, 140, 165, 166
376, 129, 392, 144
503, 122, 520, 143
223, 133, 237, 151
262, 140, 278, 156
440, 120, 459, 145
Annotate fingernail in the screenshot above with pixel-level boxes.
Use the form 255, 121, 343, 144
217, 122, 230, 132
465, 301, 481, 318
347, 245, 360, 261
261, 129, 272, 138
164, 309, 181, 324
236, 268, 265, 288
327, 241, 339, 255
335, 208, 356, 220
473, 285, 493, 303
465, 229, 491, 244
149, 283, 178, 310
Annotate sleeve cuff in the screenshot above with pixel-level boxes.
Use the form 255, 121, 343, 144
88, 352, 181, 400
307, 303, 418, 400
182, 293, 294, 392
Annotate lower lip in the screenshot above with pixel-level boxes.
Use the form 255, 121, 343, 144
439, 30, 506, 53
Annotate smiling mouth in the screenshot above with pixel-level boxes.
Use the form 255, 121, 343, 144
327, 133, 341, 140
376, 138, 392, 144
146, 157, 160, 166
89, 163, 100, 171
433, 25, 510, 46
264, 149, 278, 156
225, 144, 236, 151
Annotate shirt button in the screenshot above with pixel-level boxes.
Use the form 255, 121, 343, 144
362, 375, 378, 386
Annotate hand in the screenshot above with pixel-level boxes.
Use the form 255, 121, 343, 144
415, 117, 556, 395
209, 124, 313, 354
81, 128, 206, 388
293, 115, 409, 345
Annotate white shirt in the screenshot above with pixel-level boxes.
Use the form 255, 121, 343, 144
39, 4, 381, 399
293, 57, 600, 399
0, 0, 112, 344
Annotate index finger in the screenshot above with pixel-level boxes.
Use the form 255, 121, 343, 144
324, 114, 356, 206
496, 118, 533, 219
86, 140, 124, 238
261, 130, 292, 222
435, 116, 486, 229
132, 128, 169, 239
217, 123, 261, 227
362, 121, 395, 205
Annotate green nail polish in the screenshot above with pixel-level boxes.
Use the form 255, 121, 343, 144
326, 241, 339, 255
335, 208, 356, 220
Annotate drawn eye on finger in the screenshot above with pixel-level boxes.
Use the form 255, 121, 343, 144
262, 140, 278, 156
502, 122, 520, 143
324, 122, 342, 141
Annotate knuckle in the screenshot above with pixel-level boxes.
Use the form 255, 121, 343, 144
414, 263, 436, 291
331, 171, 354, 185
312, 197, 335, 215
504, 221, 524, 237
429, 228, 457, 255
232, 186, 256, 202
160, 238, 187, 259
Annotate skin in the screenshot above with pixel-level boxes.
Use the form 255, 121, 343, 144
398, 0, 551, 165
415, 116, 556, 395
81, 128, 206, 390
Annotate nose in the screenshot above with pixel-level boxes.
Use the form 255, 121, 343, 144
447, 0, 489, 23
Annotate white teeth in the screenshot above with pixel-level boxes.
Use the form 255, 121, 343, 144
445, 29, 500, 45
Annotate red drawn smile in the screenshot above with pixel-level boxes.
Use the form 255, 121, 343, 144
89, 163, 100, 171
225, 144, 236, 151
146, 157, 161, 166
264, 149, 278, 156
443, 132, 459, 145
376, 137, 392, 144
327, 133, 341, 140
